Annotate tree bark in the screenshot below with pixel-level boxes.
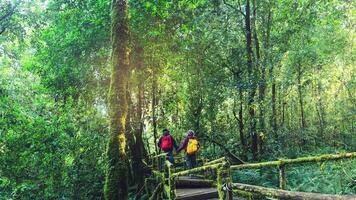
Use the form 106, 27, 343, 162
245, 0, 258, 160
132, 46, 147, 186
104, 0, 130, 199
316, 64, 325, 138
152, 70, 158, 154
126, 89, 135, 186
233, 71, 247, 161
297, 64, 306, 129
252, 0, 265, 156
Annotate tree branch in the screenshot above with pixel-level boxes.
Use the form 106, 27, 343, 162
223, 0, 246, 17
232, 102, 241, 124
0, 3, 18, 22
0, 27, 5, 35
200, 134, 245, 164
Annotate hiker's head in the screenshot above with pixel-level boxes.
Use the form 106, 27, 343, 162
187, 130, 194, 137
162, 128, 169, 136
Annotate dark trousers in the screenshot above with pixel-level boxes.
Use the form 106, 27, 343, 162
159, 151, 174, 171
185, 153, 197, 169
165, 151, 175, 164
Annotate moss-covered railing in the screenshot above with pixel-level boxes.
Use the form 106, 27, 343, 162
147, 152, 356, 199
228, 152, 356, 199
147, 155, 229, 199
170, 159, 230, 199
149, 153, 207, 172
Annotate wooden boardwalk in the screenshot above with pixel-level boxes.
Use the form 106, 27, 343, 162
175, 176, 243, 200
175, 176, 217, 200
176, 187, 218, 200
147, 152, 356, 200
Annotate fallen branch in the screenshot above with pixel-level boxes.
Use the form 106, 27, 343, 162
203, 135, 245, 164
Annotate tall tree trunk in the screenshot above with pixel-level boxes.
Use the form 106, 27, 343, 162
281, 101, 286, 127
245, 0, 258, 160
316, 64, 325, 138
270, 79, 278, 128
233, 70, 247, 160
297, 64, 306, 129
126, 89, 135, 186
152, 71, 158, 154
261, 5, 276, 134
132, 46, 147, 186
104, 0, 130, 199
252, 0, 265, 156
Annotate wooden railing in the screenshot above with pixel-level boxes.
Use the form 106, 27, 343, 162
228, 152, 356, 199
146, 152, 356, 199
230, 152, 356, 190
146, 154, 229, 199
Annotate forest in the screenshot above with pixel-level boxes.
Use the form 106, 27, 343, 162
0, 0, 355, 199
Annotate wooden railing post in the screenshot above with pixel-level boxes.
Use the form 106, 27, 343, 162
225, 162, 233, 200
217, 164, 225, 200
278, 163, 286, 190
144, 178, 150, 197
217, 161, 231, 200
166, 161, 176, 199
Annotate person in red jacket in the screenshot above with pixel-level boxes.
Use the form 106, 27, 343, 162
157, 128, 178, 164
177, 130, 199, 169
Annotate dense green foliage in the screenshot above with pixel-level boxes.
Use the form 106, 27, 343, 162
0, 0, 355, 199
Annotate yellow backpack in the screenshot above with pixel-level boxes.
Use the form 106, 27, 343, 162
186, 138, 199, 155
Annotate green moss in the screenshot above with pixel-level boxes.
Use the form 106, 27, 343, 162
151, 152, 356, 199
231, 152, 356, 170
166, 161, 176, 199
278, 164, 286, 190
104, 0, 130, 199
233, 189, 254, 200
217, 166, 225, 200
206, 157, 226, 165
172, 163, 224, 177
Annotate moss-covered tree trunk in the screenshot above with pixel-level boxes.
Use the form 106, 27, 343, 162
104, 0, 130, 199
151, 67, 159, 154
245, 0, 258, 160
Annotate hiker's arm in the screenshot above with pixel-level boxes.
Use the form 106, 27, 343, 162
177, 138, 188, 153
172, 137, 179, 150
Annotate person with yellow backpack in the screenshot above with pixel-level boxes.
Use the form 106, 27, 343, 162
177, 130, 199, 169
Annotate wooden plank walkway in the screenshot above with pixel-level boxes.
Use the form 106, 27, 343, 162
175, 176, 218, 200
176, 187, 219, 200
149, 152, 356, 200
175, 176, 244, 200
176, 176, 215, 188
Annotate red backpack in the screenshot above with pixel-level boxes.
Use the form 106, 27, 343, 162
160, 135, 172, 151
